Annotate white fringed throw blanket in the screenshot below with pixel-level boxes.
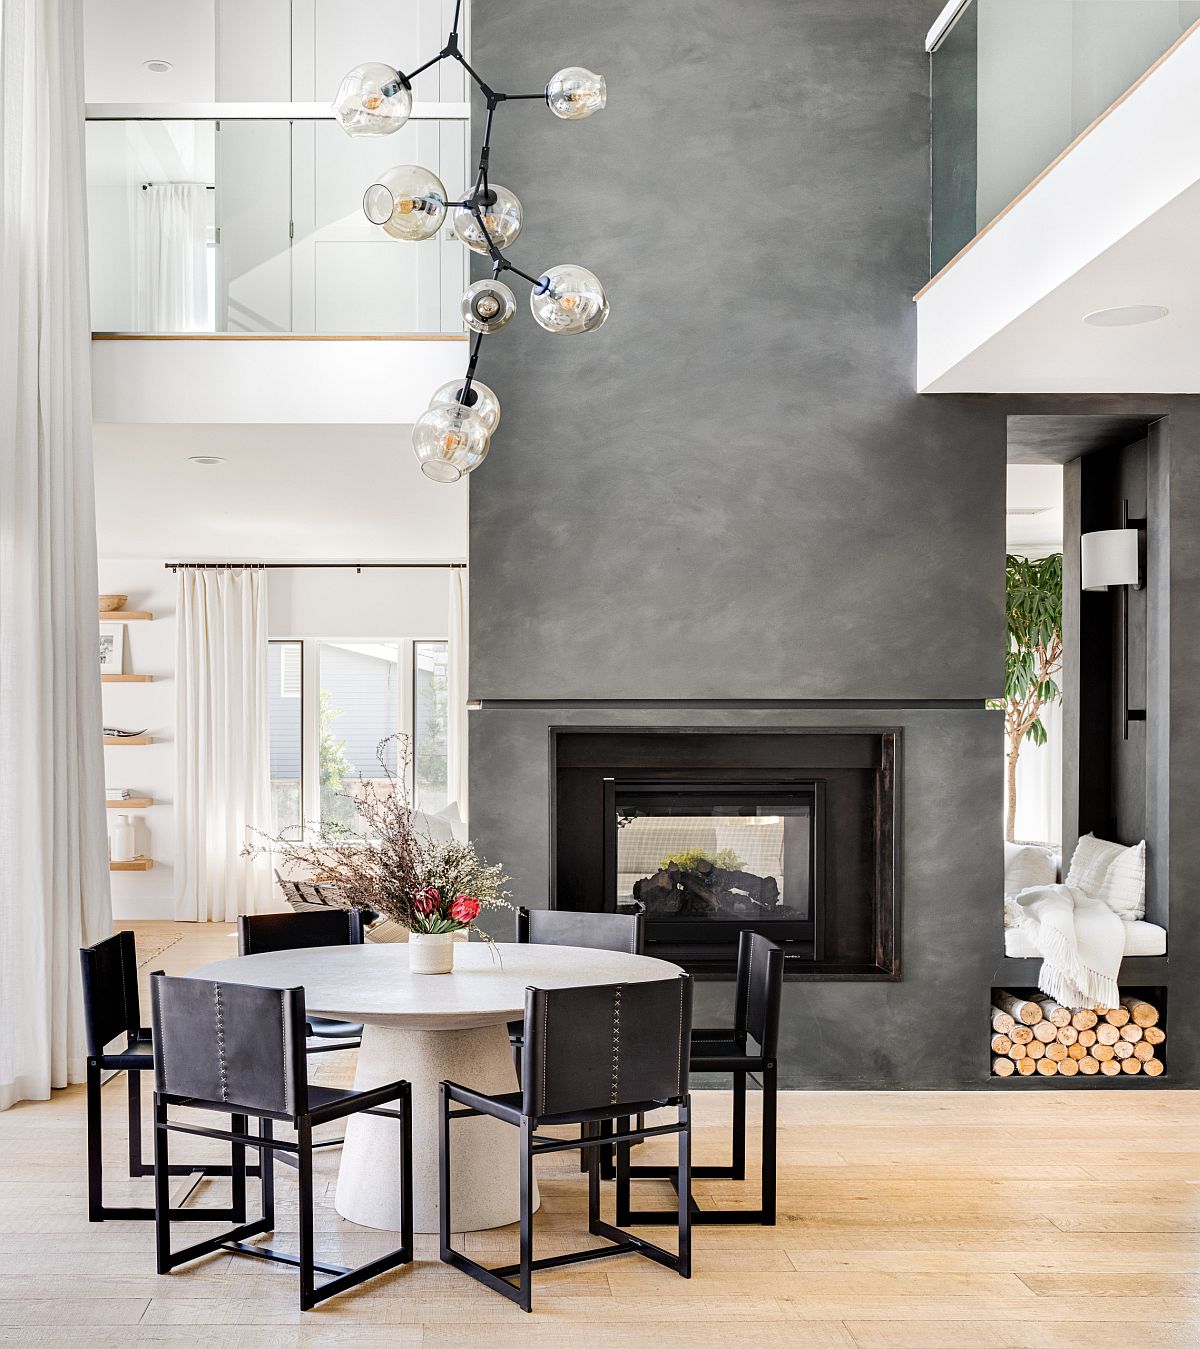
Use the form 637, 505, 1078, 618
1013, 883, 1125, 1009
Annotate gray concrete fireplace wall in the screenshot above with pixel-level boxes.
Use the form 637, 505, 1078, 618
463, 2, 1200, 1087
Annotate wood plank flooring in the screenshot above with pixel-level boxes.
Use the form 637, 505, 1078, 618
1, 922, 1198, 1346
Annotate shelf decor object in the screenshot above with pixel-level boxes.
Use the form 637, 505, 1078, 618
98, 593, 128, 612
98, 623, 125, 676
333, 0, 607, 483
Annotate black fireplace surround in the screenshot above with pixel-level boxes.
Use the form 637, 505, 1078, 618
551, 730, 899, 978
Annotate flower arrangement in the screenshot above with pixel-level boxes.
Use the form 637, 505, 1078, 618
244, 735, 511, 942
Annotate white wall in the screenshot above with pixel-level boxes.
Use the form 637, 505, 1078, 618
99, 560, 452, 920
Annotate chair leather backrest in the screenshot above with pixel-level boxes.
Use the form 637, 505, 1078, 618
150, 974, 308, 1118
79, 931, 140, 1057
522, 975, 692, 1119
734, 930, 784, 1059
517, 907, 643, 955
238, 908, 362, 955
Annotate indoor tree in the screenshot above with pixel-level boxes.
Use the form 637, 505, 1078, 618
993, 553, 1063, 842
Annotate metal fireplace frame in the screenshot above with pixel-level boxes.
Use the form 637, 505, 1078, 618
600, 778, 826, 964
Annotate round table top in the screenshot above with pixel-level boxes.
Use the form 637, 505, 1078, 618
188, 942, 683, 1031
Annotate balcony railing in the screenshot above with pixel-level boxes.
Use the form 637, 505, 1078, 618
929, 0, 1199, 277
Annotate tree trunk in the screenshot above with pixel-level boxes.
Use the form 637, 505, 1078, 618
1005, 735, 1023, 843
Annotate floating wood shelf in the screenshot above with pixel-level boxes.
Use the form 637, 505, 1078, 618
104, 735, 153, 746
110, 857, 153, 872
101, 674, 154, 683
99, 610, 153, 621
106, 798, 153, 809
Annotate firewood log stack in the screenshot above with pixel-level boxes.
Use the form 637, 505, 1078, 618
991, 993, 1164, 1078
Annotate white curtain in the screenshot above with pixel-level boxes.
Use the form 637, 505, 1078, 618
175, 569, 273, 921
1008, 695, 1063, 849
447, 568, 469, 821
135, 183, 209, 332
0, 0, 113, 1110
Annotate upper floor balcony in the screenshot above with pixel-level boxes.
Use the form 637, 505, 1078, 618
918, 0, 1200, 393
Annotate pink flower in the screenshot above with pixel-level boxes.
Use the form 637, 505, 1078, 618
413, 885, 441, 916
449, 894, 481, 925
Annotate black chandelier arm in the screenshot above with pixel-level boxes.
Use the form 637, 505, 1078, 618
459, 329, 486, 401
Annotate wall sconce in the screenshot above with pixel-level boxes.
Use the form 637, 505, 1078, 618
1080, 500, 1145, 740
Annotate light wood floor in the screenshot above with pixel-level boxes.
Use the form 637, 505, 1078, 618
2, 922, 1199, 1346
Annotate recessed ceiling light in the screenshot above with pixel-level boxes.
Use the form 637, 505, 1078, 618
143, 59, 173, 74
1083, 304, 1169, 327
188, 455, 226, 466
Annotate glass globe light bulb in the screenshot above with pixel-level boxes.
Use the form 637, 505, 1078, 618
546, 67, 606, 120
332, 63, 412, 136
460, 279, 517, 334
453, 185, 523, 254
429, 379, 501, 434
530, 264, 609, 334
363, 165, 447, 241
412, 404, 490, 482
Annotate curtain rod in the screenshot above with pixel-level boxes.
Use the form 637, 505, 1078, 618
165, 561, 466, 572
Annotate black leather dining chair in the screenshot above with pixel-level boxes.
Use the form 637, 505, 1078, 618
509, 906, 643, 1053
151, 972, 414, 1311
238, 910, 366, 1052
440, 974, 693, 1312
80, 930, 255, 1223
616, 929, 784, 1226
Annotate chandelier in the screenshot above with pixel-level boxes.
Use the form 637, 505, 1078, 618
332, 2, 607, 483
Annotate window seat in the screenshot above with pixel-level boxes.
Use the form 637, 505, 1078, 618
1004, 920, 1167, 960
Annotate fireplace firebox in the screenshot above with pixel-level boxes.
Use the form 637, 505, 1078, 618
604, 781, 824, 958
552, 730, 898, 978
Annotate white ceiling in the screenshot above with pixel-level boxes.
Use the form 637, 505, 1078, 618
93, 424, 468, 561
84, 0, 217, 103
1006, 464, 1063, 556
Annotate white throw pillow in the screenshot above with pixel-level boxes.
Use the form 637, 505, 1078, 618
1066, 833, 1146, 921
1004, 842, 1057, 899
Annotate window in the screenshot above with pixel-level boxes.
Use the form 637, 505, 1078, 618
414, 641, 449, 812
267, 637, 448, 837
267, 641, 303, 835
319, 641, 400, 833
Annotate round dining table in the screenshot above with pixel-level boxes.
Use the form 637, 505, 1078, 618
189, 941, 681, 1234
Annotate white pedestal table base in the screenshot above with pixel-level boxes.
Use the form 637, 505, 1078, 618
334, 1020, 539, 1233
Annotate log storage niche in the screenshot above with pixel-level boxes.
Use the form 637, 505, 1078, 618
991, 989, 1166, 1081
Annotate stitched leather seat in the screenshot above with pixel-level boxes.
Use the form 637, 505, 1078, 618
151, 973, 413, 1311
238, 911, 366, 1051
440, 974, 693, 1313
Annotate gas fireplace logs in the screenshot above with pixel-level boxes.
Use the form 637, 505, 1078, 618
990, 991, 1165, 1079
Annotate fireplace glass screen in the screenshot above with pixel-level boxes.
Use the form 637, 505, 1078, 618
609, 784, 818, 929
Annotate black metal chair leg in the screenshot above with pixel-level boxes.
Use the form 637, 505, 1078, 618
260, 1118, 275, 1227
678, 1098, 692, 1275
518, 1117, 534, 1313
86, 1060, 104, 1222
231, 1114, 248, 1224
587, 1124, 602, 1236
298, 1118, 316, 1312
153, 1096, 172, 1273
127, 1069, 145, 1176
761, 1062, 777, 1225
732, 1070, 747, 1181
438, 1083, 452, 1259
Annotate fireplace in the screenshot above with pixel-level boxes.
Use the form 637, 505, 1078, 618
552, 730, 899, 977
604, 781, 824, 957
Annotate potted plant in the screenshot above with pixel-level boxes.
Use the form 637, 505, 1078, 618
245, 735, 510, 972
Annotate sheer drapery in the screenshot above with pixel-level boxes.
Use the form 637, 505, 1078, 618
135, 182, 209, 331
1008, 695, 1063, 849
447, 568, 469, 821
175, 568, 273, 920
0, 0, 113, 1110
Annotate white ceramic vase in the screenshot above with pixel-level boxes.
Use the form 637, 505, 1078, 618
110, 814, 136, 862
409, 931, 455, 975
